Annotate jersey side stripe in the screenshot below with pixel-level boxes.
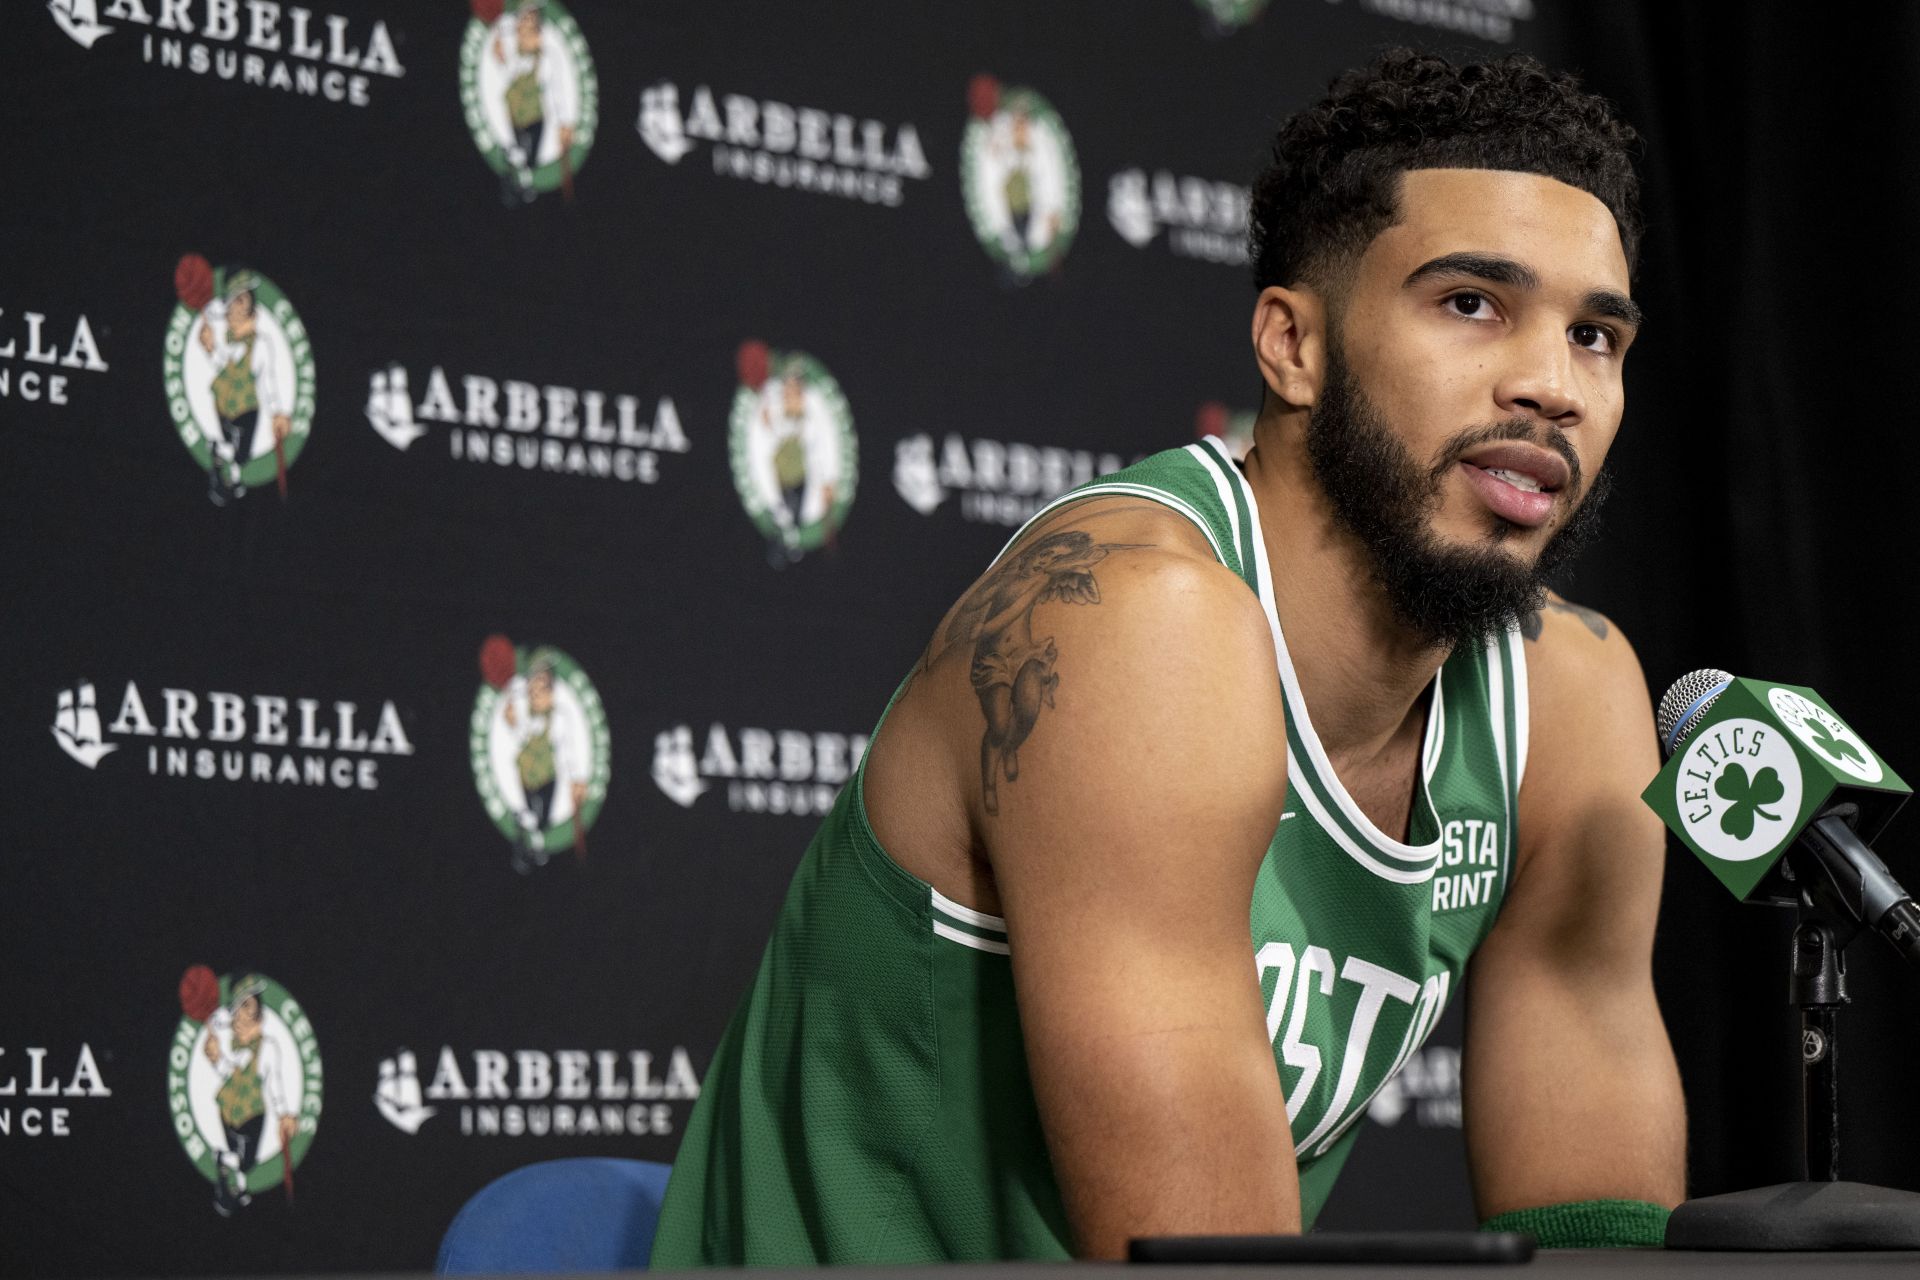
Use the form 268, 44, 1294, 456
1509, 624, 1531, 794
1487, 634, 1515, 894
933, 920, 1011, 955
931, 888, 1007, 933
1189, 439, 1258, 587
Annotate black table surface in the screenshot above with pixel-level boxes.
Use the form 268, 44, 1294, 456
303, 1256, 1920, 1280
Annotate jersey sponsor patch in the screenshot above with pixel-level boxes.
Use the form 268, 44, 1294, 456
1431, 818, 1503, 912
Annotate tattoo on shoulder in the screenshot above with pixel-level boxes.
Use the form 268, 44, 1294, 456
1522, 598, 1610, 642
918, 526, 1152, 815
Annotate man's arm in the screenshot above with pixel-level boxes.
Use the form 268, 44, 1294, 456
964, 512, 1300, 1258
1462, 596, 1687, 1218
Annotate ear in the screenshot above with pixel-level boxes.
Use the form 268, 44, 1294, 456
1251, 285, 1326, 409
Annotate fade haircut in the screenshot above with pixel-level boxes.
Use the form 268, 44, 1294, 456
1248, 48, 1643, 309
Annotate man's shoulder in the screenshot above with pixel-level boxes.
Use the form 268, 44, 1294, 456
1519, 591, 1643, 704
993, 494, 1265, 652
1516, 591, 1658, 815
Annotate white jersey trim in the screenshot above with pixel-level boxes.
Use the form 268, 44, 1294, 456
1206, 438, 1442, 868
933, 920, 1011, 955
931, 888, 1007, 932
993, 482, 1226, 567
1510, 625, 1531, 795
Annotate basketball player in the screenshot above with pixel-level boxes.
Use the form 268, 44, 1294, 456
652, 48, 1685, 1263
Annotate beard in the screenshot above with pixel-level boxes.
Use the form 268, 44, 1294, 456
1303, 340, 1612, 651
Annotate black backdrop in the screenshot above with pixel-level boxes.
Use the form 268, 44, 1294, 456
3, 2, 1917, 1275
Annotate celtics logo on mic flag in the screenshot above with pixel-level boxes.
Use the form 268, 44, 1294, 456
1643, 677, 1911, 901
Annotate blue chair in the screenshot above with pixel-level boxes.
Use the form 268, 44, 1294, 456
437, 1157, 674, 1274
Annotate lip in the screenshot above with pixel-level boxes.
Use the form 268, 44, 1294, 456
1458, 458, 1564, 529
1458, 442, 1571, 493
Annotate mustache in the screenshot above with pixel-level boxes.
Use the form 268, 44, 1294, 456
1425, 419, 1584, 497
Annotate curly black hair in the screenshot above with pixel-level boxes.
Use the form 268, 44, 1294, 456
1249, 48, 1643, 304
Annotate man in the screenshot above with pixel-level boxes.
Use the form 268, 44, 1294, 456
501, 650, 587, 872
652, 48, 1685, 1264
201, 976, 297, 1216
197, 273, 289, 506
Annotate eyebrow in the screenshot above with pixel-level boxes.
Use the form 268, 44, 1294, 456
1402, 251, 1645, 331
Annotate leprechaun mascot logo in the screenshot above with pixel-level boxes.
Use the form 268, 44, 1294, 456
471, 635, 611, 873
461, 0, 598, 204
166, 256, 315, 506
169, 967, 322, 1217
728, 340, 858, 566
959, 75, 1080, 281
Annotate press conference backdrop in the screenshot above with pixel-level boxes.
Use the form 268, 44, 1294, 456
6, 1, 1919, 1275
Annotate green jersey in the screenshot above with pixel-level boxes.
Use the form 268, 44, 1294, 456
651, 441, 1526, 1266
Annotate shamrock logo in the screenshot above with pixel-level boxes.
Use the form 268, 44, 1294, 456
1714, 762, 1786, 840
1803, 716, 1865, 767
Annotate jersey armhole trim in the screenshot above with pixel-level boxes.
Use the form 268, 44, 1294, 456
991, 483, 1230, 570
1509, 624, 1531, 794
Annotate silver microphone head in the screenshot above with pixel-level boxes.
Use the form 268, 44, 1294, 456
1657, 668, 1734, 757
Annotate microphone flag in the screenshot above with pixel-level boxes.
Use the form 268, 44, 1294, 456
1642, 678, 1910, 902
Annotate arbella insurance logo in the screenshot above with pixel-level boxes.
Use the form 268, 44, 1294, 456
166, 255, 314, 506
376, 1045, 699, 1138
52, 677, 414, 790
893, 433, 1130, 528
729, 341, 857, 566
471, 636, 611, 874
169, 967, 321, 1217
960, 75, 1080, 281
461, 0, 597, 204
1, 1044, 112, 1138
364, 361, 690, 485
1107, 169, 1250, 265
637, 79, 930, 207
653, 722, 868, 817
1, 304, 108, 407
48, 0, 405, 107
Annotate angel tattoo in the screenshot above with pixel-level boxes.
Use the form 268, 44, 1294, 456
934, 528, 1146, 815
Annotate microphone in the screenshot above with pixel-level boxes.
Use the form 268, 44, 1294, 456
1645, 669, 1917, 968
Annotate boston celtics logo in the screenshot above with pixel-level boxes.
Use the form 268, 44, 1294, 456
1674, 717, 1806, 863
166, 256, 315, 506
960, 76, 1080, 280
1767, 686, 1884, 785
471, 635, 611, 873
169, 966, 321, 1217
729, 341, 858, 566
1193, 0, 1271, 30
461, 0, 598, 204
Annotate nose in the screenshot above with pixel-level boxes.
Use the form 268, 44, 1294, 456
1494, 319, 1585, 429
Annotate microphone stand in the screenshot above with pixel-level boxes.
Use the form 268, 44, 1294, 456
1667, 819, 1920, 1249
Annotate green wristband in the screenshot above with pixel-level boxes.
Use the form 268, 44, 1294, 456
1478, 1199, 1670, 1248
